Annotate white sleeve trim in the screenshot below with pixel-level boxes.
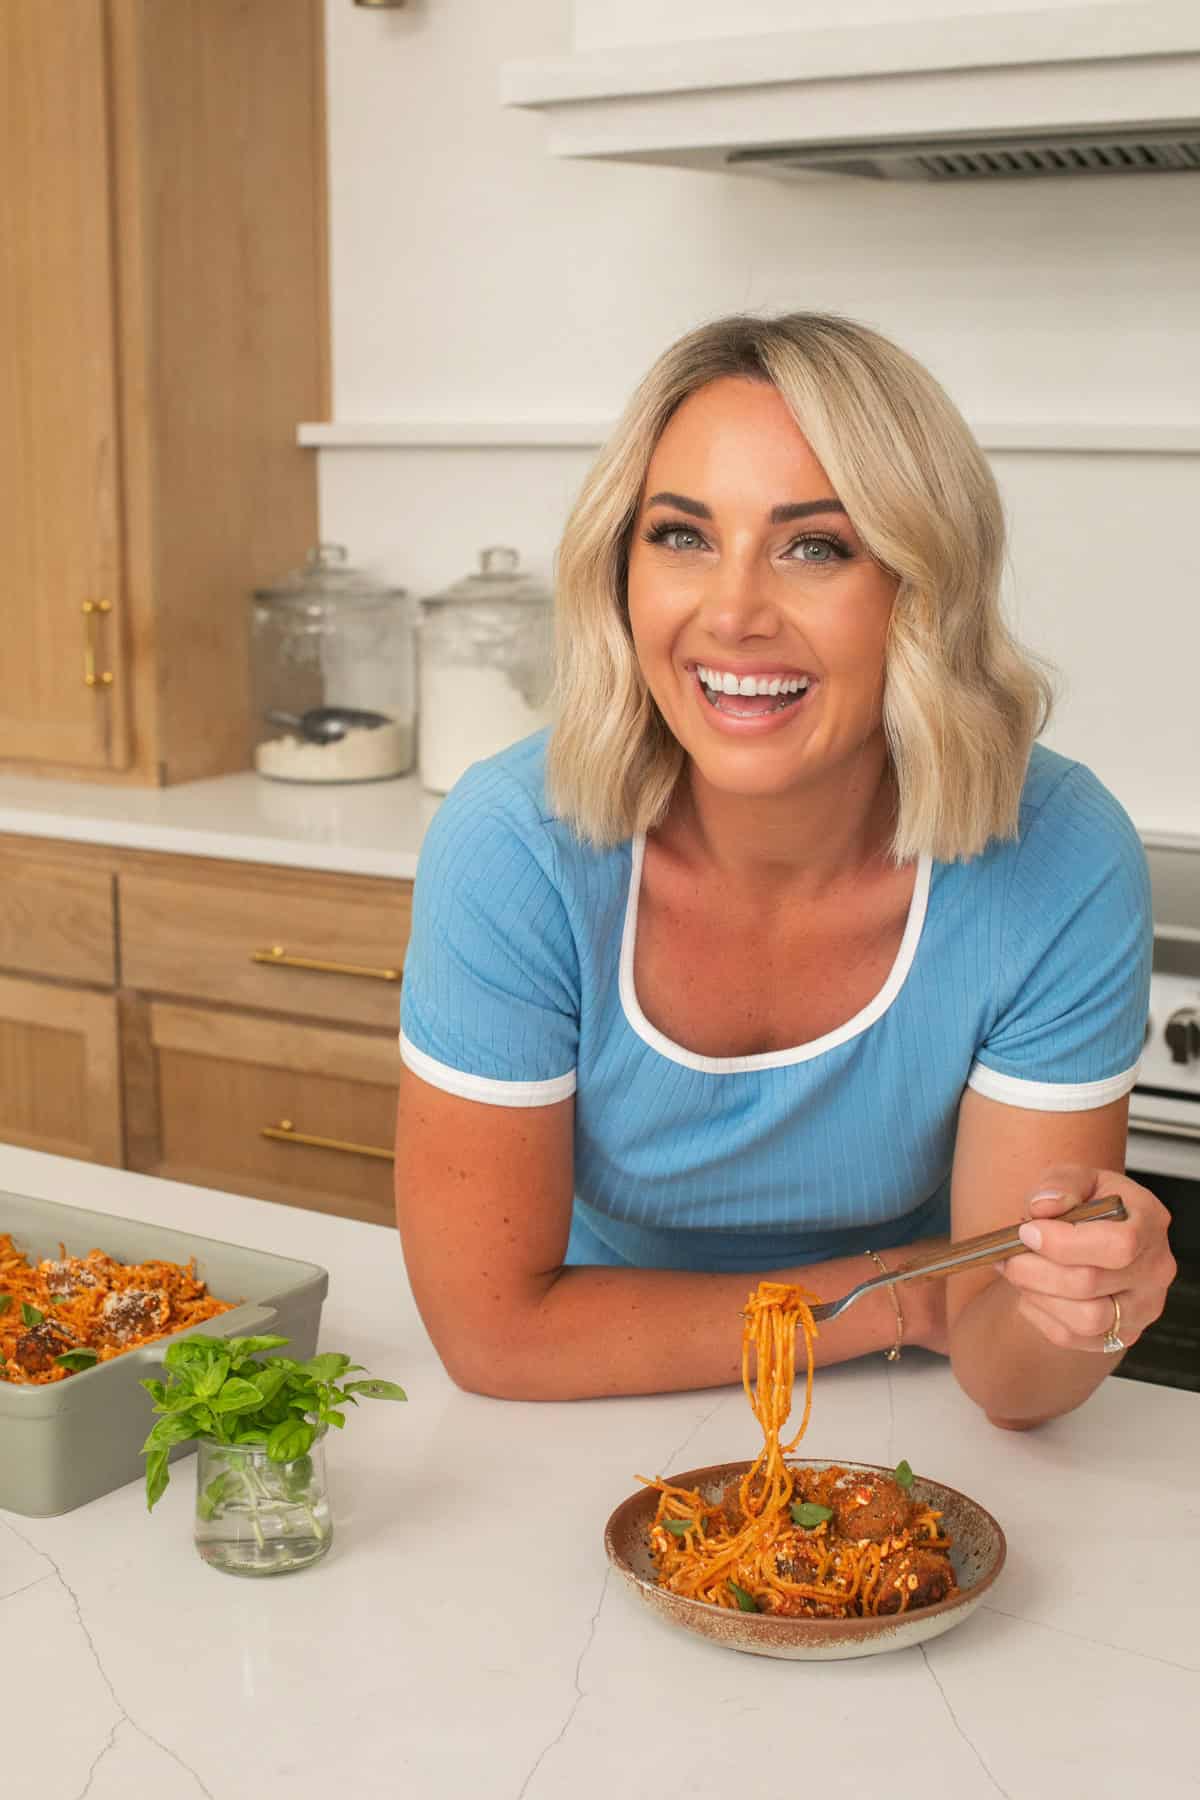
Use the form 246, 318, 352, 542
399, 1031, 576, 1108
967, 1059, 1139, 1112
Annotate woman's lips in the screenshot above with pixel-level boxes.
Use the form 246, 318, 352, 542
689, 666, 818, 732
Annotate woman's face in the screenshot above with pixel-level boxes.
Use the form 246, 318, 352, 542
626, 376, 899, 806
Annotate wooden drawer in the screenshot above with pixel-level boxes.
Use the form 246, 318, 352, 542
119, 864, 411, 1029
0, 974, 122, 1164
131, 1002, 398, 1227
0, 857, 116, 986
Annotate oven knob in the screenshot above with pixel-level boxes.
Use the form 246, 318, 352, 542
1164, 1007, 1200, 1066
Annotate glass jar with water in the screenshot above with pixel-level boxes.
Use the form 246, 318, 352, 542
193, 1430, 332, 1576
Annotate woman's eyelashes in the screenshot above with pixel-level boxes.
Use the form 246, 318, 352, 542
641, 519, 852, 564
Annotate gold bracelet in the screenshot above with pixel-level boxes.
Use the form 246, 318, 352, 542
865, 1249, 904, 1363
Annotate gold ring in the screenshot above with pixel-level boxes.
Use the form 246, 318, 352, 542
1101, 1293, 1125, 1354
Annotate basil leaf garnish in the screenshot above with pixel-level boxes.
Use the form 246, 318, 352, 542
266, 1418, 315, 1464
0, 1294, 11, 1315
20, 1302, 44, 1327
663, 1518, 695, 1536
140, 1332, 405, 1509
728, 1580, 760, 1613
791, 1500, 834, 1529
342, 1378, 407, 1402
894, 1459, 914, 1490
144, 1448, 170, 1513
55, 1349, 99, 1372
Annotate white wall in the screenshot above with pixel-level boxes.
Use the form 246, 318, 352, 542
318, 0, 1200, 836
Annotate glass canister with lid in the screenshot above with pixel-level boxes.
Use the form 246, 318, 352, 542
417, 547, 554, 794
250, 544, 415, 783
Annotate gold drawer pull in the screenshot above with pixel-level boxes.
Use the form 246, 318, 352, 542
252, 945, 401, 982
82, 600, 114, 688
262, 1119, 395, 1161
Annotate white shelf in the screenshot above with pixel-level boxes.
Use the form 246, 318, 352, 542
299, 419, 1200, 454
298, 419, 611, 449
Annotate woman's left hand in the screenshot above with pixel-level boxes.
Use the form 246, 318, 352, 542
999, 1165, 1176, 1353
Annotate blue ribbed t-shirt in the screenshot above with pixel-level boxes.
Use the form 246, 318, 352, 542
399, 734, 1150, 1272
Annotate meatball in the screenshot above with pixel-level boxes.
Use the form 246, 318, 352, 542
873, 1547, 956, 1615
773, 1525, 826, 1585
12, 1320, 76, 1376
718, 1476, 748, 1531
37, 1256, 99, 1299
830, 1474, 914, 1545
100, 1288, 169, 1344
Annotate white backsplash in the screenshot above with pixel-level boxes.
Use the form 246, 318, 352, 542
320, 0, 1200, 836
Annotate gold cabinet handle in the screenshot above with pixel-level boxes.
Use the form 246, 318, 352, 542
262, 1119, 395, 1161
251, 945, 401, 982
82, 600, 114, 688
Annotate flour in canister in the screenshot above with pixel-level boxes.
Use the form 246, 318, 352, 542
419, 664, 552, 794
255, 720, 414, 783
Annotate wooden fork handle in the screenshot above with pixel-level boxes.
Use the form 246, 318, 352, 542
888, 1194, 1129, 1282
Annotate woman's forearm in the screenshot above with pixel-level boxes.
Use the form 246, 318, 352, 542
949, 1271, 1113, 1426
436, 1243, 942, 1401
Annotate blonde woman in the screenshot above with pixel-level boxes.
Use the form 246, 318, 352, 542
395, 312, 1174, 1424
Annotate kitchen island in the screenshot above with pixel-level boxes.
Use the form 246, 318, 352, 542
2, 1146, 1196, 1800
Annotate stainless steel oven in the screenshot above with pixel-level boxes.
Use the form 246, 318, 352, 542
1119, 843, 1200, 1392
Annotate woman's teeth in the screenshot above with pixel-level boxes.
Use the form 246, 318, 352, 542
695, 665, 811, 711
696, 666, 810, 697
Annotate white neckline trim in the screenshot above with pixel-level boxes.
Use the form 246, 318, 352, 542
618, 835, 932, 1074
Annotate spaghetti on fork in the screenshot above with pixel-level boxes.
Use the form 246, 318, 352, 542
639, 1281, 955, 1618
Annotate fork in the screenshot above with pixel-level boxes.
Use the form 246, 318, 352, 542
807, 1193, 1129, 1324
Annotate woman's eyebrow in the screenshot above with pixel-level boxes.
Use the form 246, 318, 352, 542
645, 490, 712, 519
644, 491, 846, 524
770, 499, 847, 523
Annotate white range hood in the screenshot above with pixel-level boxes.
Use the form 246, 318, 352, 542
502, 3, 1200, 182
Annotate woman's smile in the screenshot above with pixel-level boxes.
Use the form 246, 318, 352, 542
689, 661, 819, 731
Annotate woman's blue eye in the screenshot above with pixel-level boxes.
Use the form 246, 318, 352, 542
788, 535, 847, 563
645, 523, 704, 552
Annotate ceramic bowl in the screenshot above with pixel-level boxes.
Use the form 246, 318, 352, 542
604, 1459, 1006, 1661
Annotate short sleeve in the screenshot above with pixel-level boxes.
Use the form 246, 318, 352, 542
967, 765, 1151, 1112
399, 762, 580, 1107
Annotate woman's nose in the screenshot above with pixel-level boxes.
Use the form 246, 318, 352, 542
698, 555, 780, 644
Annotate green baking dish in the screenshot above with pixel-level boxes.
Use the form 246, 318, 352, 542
0, 1188, 328, 1518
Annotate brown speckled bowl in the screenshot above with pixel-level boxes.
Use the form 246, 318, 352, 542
604, 1459, 1006, 1661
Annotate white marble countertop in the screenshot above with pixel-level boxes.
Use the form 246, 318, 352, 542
1, 1144, 1197, 1800
1, 765, 1195, 892
0, 769, 441, 879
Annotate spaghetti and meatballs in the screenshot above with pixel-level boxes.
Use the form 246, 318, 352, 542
640, 1281, 957, 1618
0, 1233, 233, 1384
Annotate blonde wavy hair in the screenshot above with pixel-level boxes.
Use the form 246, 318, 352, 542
547, 311, 1053, 862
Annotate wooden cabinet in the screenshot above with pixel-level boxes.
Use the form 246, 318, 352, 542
0, 3, 126, 770
128, 1004, 398, 1229
0, 976, 122, 1166
119, 862, 410, 1031
0, 855, 117, 987
0, 834, 407, 1226
0, 0, 327, 785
